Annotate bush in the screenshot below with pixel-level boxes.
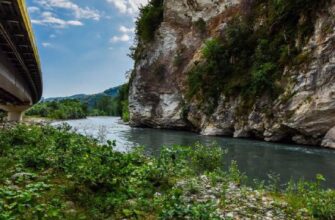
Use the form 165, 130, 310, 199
187, 39, 231, 113
285, 174, 335, 220
26, 91, 130, 119
0, 110, 6, 122
0, 125, 335, 219
136, 0, 164, 43
202, 38, 225, 60
186, 0, 331, 114
115, 83, 130, 122
248, 62, 278, 97
26, 99, 87, 120
194, 18, 207, 34
0, 125, 226, 219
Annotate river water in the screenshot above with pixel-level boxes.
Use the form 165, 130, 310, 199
53, 116, 335, 188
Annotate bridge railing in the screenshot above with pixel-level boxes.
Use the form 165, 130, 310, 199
17, 0, 41, 77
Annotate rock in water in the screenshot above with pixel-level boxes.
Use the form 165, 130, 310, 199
322, 126, 335, 149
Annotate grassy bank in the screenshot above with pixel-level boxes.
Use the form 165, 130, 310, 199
0, 124, 334, 219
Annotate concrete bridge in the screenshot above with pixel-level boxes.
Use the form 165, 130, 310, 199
0, 0, 42, 121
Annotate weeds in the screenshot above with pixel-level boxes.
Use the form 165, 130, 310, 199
0, 124, 334, 219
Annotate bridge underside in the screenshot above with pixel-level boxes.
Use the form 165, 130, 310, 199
0, 0, 43, 121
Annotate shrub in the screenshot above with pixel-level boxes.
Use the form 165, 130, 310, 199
1, 125, 335, 219
136, 0, 164, 43
121, 99, 130, 122
159, 192, 220, 220
202, 38, 225, 60
285, 174, 335, 220
186, 0, 331, 114
115, 83, 130, 122
248, 62, 277, 97
26, 99, 87, 120
0, 110, 6, 122
194, 18, 207, 34
187, 39, 228, 112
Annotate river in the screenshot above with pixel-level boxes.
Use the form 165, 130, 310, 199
52, 116, 335, 188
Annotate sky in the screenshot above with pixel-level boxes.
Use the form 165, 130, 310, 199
26, 0, 149, 98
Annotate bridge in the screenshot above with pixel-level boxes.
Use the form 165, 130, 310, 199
0, 0, 42, 121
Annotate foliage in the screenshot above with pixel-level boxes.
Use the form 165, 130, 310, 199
136, 0, 164, 43
114, 83, 130, 122
0, 182, 65, 219
130, 0, 164, 63
121, 100, 130, 122
187, 0, 331, 114
0, 124, 334, 219
0, 110, 6, 122
26, 84, 130, 120
91, 96, 119, 116
89, 83, 129, 120
285, 174, 335, 220
159, 192, 220, 220
194, 18, 207, 35
26, 99, 88, 120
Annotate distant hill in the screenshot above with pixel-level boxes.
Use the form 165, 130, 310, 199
103, 86, 120, 97
43, 85, 122, 108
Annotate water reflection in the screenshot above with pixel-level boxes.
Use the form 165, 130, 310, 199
53, 117, 335, 188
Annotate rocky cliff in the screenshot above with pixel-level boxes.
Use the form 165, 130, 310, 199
129, 0, 335, 147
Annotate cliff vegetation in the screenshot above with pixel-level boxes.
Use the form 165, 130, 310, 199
187, 0, 331, 114
128, 0, 335, 146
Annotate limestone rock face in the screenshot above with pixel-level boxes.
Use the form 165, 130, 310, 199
129, 0, 335, 147
322, 127, 335, 149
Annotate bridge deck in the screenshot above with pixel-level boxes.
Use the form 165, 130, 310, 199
0, 0, 42, 104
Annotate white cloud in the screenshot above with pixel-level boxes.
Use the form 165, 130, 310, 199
110, 34, 131, 43
31, 11, 83, 28
35, 0, 101, 21
109, 25, 134, 44
49, 34, 56, 38
106, 0, 149, 15
67, 20, 83, 26
42, 42, 53, 47
119, 25, 134, 33
107, 0, 127, 13
28, 6, 40, 13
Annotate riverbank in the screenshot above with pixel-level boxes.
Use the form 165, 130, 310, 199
0, 124, 334, 219
23, 116, 54, 124
52, 117, 335, 188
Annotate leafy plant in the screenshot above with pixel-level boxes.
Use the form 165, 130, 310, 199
136, 0, 164, 43
0, 124, 334, 219
194, 18, 207, 35
187, 0, 331, 114
26, 99, 88, 120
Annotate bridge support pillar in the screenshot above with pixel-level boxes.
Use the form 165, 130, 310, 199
8, 111, 24, 122
0, 105, 30, 122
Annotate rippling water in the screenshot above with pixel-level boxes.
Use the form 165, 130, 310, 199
52, 117, 335, 188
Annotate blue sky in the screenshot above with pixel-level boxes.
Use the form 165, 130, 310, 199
26, 0, 148, 98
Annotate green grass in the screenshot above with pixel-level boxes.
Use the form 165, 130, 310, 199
0, 124, 334, 219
